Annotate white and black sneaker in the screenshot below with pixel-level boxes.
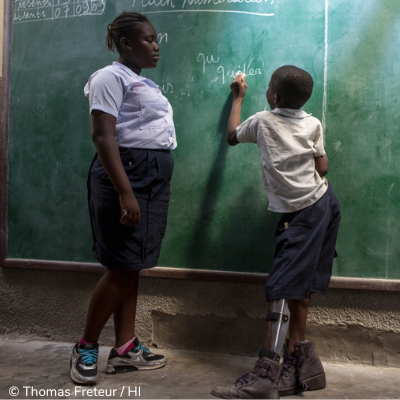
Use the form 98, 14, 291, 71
70, 342, 99, 385
106, 337, 166, 374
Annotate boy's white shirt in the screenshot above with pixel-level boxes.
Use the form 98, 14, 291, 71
236, 107, 328, 213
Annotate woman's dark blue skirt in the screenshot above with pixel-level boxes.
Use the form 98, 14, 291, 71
87, 148, 174, 271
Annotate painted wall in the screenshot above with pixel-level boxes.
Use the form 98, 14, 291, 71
1, 267, 400, 368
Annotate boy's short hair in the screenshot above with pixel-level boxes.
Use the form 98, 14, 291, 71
271, 65, 314, 109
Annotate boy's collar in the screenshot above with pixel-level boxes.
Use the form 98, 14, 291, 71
271, 108, 311, 119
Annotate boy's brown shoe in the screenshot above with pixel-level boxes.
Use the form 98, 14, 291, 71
278, 340, 326, 396
277, 350, 297, 396
211, 355, 282, 399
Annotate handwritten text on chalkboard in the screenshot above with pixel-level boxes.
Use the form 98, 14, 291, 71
13, 0, 106, 23
13, 0, 276, 24
198, 53, 264, 84
134, 0, 276, 16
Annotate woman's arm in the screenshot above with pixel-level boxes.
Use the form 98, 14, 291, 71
91, 110, 140, 226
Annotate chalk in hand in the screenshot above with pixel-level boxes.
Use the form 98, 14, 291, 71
122, 209, 127, 218
236, 72, 246, 82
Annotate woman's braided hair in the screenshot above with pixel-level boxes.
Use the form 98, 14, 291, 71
106, 12, 149, 54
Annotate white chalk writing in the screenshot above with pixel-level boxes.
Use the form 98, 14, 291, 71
133, 0, 276, 16
217, 57, 264, 84
13, 0, 105, 23
157, 32, 168, 43
197, 53, 264, 84
136, 0, 176, 8
159, 82, 174, 94
197, 53, 220, 73
183, 0, 225, 7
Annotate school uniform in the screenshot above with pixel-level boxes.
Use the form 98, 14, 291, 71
84, 62, 176, 270
236, 108, 341, 300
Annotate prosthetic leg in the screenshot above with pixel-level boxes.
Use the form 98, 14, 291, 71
262, 299, 290, 361
211, 300, 290, 399
211, 299, 290, 399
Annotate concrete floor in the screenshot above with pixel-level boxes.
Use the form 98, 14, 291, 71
0, 336, 399, 399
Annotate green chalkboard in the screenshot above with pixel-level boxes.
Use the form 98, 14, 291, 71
6, 0, 400, 279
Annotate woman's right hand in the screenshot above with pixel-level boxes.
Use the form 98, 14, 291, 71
119, 192, 141, 226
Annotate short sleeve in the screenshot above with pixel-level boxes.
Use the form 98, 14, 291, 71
84, 69, 124, 118
236, 115, 259, 144
313, 122, 325, 157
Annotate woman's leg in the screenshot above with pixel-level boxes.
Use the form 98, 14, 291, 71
82, 269, 139, 343
105, 269, 167, 374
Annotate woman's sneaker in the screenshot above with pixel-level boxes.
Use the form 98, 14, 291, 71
106, 337, 166, 374
70, 342, 99, 385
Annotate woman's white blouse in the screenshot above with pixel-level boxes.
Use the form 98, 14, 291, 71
84, 62, 177, 150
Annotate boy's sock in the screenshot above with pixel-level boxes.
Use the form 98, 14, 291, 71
115, 337, 136, 355
79, 338, 98, 346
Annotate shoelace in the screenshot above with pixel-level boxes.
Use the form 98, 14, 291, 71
281, 356, 297, 377
234, 373, 256, 386
78, 348, 99, 365
135, 344, 151, 353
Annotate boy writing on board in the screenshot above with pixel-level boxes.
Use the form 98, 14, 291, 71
211, 66, 341, 399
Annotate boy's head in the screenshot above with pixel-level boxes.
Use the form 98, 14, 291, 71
266, 65, 314, 110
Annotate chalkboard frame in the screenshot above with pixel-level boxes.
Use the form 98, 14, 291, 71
1, 1, 400, 292
0, 0, 11, 267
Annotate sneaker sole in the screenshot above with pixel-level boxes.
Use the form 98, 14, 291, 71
70, 359, 98, 385
106, 360, 166, 374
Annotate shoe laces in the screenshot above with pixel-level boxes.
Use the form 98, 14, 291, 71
135, 344, 151, 354
78, 348, 99, 365
281, 356, 297, 377
234, 372, 256, 386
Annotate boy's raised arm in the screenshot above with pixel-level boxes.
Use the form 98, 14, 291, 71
227, 74, 247, 146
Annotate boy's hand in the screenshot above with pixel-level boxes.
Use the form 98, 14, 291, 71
230, 73, 247, 99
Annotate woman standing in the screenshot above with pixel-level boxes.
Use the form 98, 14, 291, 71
70, 12, 176, 385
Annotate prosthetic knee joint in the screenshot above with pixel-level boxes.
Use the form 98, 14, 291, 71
263, 299, 290, 361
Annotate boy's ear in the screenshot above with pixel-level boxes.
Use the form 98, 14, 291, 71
274, 94, 280, 106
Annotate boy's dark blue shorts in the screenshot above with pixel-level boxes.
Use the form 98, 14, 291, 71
265, 183, 341, 301
88, 148, 174, 271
